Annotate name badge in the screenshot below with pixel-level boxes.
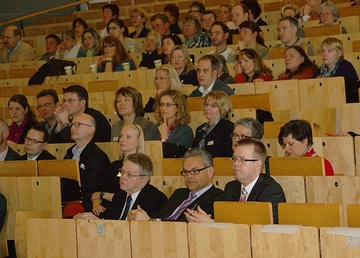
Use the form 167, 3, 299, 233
207, 140, 214, 146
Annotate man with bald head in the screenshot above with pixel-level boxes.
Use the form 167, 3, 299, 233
0, 120, 21, 161
0, 25, 35, 63
64, 113, 110, 211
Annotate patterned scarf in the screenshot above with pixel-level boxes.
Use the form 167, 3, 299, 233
319, 57, 343, 78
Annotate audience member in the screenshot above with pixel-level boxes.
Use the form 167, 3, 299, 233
164, 4, 182, 35
188, 1, 205, 21
72, 18, 89, 41
161, 34, 182, 64
36, 34, 61, 61
313, 37, 359, 103
0, 25, 35, 63
55, 30, 85, 59
241, 0, 268, 26
144, 64, 183, 113
107, 18, 140, 53
54, 85, 111, 142
208, 21, 232, 59
183, 16, 209, 48
275, 16, 314, 56
0, 193, 6, 232
0, 120, 21, 161
190, 54, 234, 97
216, 54, 234, 84
201, 11, 217, 46
81, 28, 101, 57
150, 90, 194, 157
185, 138, 285, 223
75, 153, 167, 220
64, 113, 110, 211
319, 2, 347, 33
193, 91, 234, 157
111, 86, 154, 141
8, 94, 38, 144
280, 4, 304, 37
218, 4, 237, 30
278, 119, 334, 176
234, 48, 273, 83
139, 31, 163, 69
97, 36, 136, 72
277, 46, 318, 80
229, 4, 250, 43
19, 124, 56, 160
170, 45, 198, 86
150, 13, 171, 37
100, 3, 119, 38
300, 0, 323, 21
128, 148, 226, 221
129, 7, 150, 39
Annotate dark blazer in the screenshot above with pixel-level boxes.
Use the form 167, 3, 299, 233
139, 51, 164, 69
170, 23, 182, 35
101, 183, 168, 220
189, 78, 235, 97
224, 173, 286, 223
193, 118, 234, 158
37, 121, 63, 143
256, 17, 268, 26
155, 185, 226, 221
64, 140, 110, 211
19, 150, 56, 160
150, 124, 194, 148
180, 69, 198, 86
4, 147, 21, 160
129, 27, 150, 38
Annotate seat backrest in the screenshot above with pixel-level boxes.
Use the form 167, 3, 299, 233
213, 157, 233, 176
214, 201, 273, 225
187, 97, 204, 111
150, 176, 186, 198
37, 160, 80, 184
230, 93, 272, 112
305, 24, 341, 37
269, 157, 325, 176
272, 176, 306, 203
347, 204, 360, 227
162, 158, 183, 176
0, 160, 37, 177
0, 177, 18, 240
144, 140, 163, 176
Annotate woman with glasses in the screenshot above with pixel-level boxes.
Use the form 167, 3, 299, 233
97, 36, 136, 72
192, 91, 233, 158
139, 31, 164, 69
107, 18, 140, 53
170, 45, 198, 86
91, 124, 146, 215
7, 94, 38, 144
111, 87, 154, 141
150, 89, 193, 157
144, 64, 183, 112
129, 7, 150, 39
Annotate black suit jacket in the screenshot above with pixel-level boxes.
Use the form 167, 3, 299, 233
37, 121, 64, 143
193, 118, 234, 158
101, 183, 168, 220
155, 185, 225, 221
64, 140, 110, 211
19, 150, 56, 160
224, 173, 286, 223
4, 147, 21, 160
189, 78, 235, 97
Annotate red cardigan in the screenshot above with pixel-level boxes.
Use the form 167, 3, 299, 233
305, 148, 334, 176
235, 73, 273, 83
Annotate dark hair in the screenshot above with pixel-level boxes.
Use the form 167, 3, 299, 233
36, 89, 59, 103
150, 13, 170, 24
162, 34, 182, 46
164, 4, 180, 22
101, 36, 133, 69
278, 120, 313, 147
102, 4, 119, 18
241, 0, 262, 19
202, 10, 217, 20
199, 54, 220, 71
114, 86, 145, 119
45, 34, 61, 45
210, 21, 230, 34
284, 46, 318, 78
235, 138, 267, 168
31, 123, 49, 142
13, 27, 22, 37
72, 18, 89, 32
189, 1, 205, 13
107, 18, 129, 37
8, 94, 37, 122
239, 20, 267, 48
278, 16, 299, 28
62, 85, 89, 107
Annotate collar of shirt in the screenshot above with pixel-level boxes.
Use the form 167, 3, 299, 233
27, 152, 41, 160
242, 175, 260, 200
72, 145, 86, 160
0, 146, 9, 161
121, 189, 141, 220
7, 40, 21, 54
45, 122, 56, 134
192, 184, 213, 202
198, 80, 216, 96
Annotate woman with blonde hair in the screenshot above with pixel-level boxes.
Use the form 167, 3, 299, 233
192, 91, 234, 157
150, 90, 193, 157
313, 37, 359, 103
144, 64, 183, 112
170, 45, 198, 85
139, 31, 164, 69
81, 28, 102, 57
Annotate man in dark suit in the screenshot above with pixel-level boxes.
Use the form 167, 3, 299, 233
64, 113, 110, 212
128, 148, 225, 222
74, 153, 167, 220
189, 55, 234, 97
19, 124, 56, 161
0, 120, 21, 161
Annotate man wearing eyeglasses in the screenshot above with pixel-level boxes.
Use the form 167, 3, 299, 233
74, 153, 167, 220
64, 113, 110, 212
128, 148, 225, 222
19, 124, 56, 161
54, 85, 111, 142
188, 1, 205, 21
0, 25, 35, 63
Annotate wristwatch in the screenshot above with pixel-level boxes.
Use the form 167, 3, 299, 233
100, 191, 105, 199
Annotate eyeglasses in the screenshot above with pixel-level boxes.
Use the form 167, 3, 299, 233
69, 122, 93, 129
24, 137, 44, 145
117, 169, 146, 179
230, 156, 259, 163
62, 98, 83, 104
108, 26, 119, 31
202, 17, 215, 22
188, 10, 201, 14
36, 102, 53, 110
146, 38, 157, 43
130, 15, 142, 19
159, 102, 177, 108
155, 76, 169, 81
230, 133, 253, 140
203, 103, 219, 108
103, 44, 116, 49
180, 166, 209, 176
1, 35, 15, 40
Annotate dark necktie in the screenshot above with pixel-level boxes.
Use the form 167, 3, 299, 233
120, 195, 132, 220
167, 192, 197, 220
